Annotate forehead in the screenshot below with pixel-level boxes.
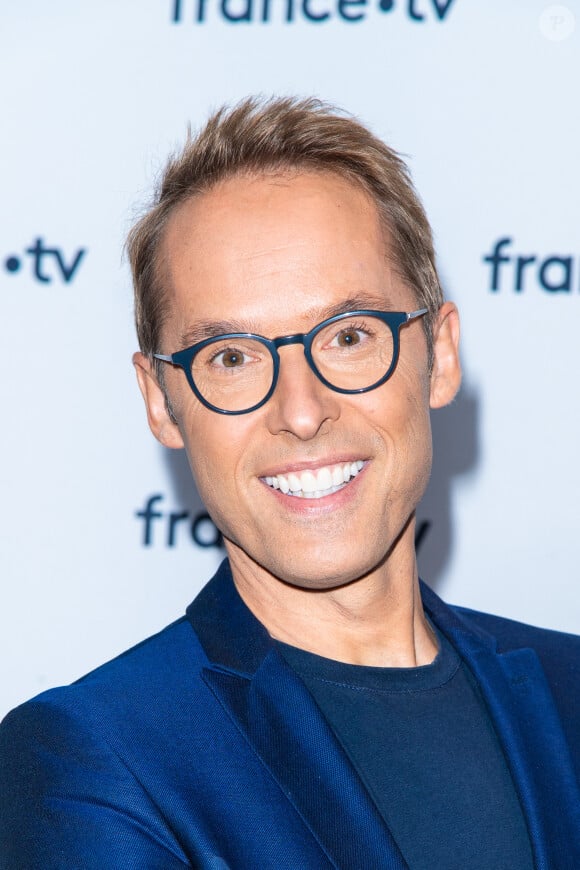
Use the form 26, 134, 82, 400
159, 171, 412, 338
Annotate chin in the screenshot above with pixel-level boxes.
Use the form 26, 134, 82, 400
262, 548, 383, 593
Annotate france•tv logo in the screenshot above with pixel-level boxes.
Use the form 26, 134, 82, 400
3, 237, 86, 284
483, 238, 579, 294
136, 494, 224, 549
171, 0, 455, 25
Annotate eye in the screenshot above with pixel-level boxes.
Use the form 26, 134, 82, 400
328, 321, 373, 349
334, 327, 363, 347
210, 346, 251, 368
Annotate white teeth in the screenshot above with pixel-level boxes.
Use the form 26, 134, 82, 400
316, 467, 333, 491
287, 472, 302, 492
301, 470, 317, 493
263, 460, 365, 499
331, 465, 343, 487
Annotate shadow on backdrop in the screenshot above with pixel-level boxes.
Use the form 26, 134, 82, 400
417, 381, 480, 590
162, 380, 480, 582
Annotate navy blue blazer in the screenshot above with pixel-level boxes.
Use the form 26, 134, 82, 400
1, 560, 579, 868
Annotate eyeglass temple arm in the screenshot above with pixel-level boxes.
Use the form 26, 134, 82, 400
153, 353, 173, 362
407, 308, 428, 322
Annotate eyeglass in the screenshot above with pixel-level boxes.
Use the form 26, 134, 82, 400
153, 308, 428, 415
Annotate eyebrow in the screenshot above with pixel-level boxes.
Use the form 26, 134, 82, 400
177, 293, 397, 349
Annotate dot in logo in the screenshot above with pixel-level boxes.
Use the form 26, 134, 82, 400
378, 0, 394, 11
5, 255, 21, 273
539, 5, 576, 41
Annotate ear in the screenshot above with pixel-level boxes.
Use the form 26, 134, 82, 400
133, 352, 184, 449
429, 302, 461, 409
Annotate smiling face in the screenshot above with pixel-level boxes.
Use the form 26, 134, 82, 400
135, 171, 460, 594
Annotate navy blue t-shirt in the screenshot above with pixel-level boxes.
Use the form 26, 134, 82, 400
278, 629, 534, 869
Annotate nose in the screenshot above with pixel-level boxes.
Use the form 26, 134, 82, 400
265, 344, 341, 440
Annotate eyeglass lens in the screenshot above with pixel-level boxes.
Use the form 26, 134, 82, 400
190, 313, 396, 413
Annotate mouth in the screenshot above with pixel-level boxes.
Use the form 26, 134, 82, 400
261, 460, 365, 500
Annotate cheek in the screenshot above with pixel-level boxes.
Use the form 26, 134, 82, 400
178, 407, 253, 511
370, 371, 433, 489
397, 390, 433, 496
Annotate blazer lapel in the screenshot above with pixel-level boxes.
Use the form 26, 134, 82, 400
188, 562, 407, 869
422, 583, 580, 869
203, 652, 407, 869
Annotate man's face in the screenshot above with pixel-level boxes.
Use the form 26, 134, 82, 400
136, 171, 459, 591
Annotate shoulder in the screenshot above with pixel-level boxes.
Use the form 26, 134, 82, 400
445, 603, 580, 745
452, 604, 580, 673
422, 582, 580, 720
0, 616, 213, 866
0, 611, 222, 806
1, 562, 240, 755
422, 580, 580, 675
74, 613, 207, 689
1, 614, 210, 746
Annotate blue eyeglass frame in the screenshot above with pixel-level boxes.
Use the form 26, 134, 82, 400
153, 307, 428, 415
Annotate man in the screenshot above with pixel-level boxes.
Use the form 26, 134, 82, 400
1, 97, 579, 869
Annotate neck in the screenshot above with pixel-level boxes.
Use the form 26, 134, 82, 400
226, 534, 437, 668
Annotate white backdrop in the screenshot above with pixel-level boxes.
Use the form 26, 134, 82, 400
1, 0, 579, 719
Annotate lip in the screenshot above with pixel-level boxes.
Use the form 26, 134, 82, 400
258, 455, 368, 478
